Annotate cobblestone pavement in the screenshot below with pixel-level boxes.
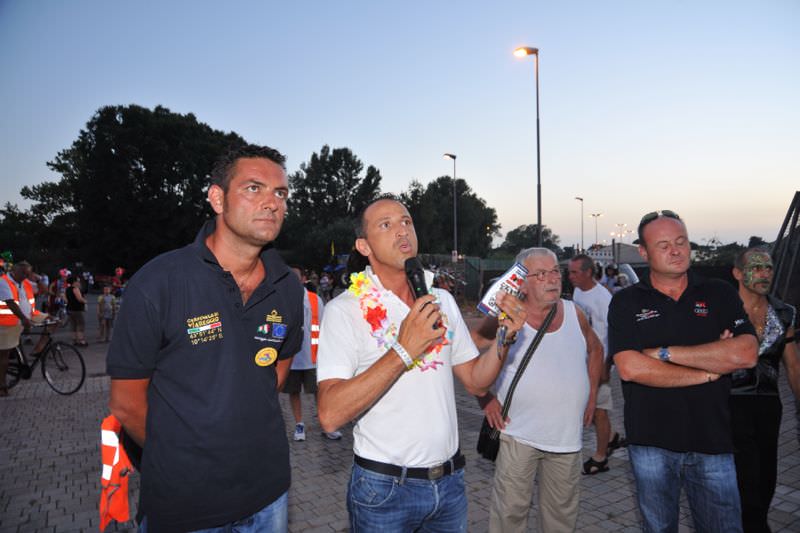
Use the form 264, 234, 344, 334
1, 303, 799, 532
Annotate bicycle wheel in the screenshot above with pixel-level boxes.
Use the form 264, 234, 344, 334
41, 342, 86, 395
6, 347, 23, 389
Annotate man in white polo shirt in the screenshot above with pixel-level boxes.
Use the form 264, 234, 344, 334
317, 195, 526, 531
568, 254, 625, 474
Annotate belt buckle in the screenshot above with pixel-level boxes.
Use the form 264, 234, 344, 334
427, 464, 444, 480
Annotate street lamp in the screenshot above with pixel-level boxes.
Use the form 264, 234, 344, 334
590, 213, 602, 246
574, 197, 584, 252
443, 153, 457, 261
513, 46, 542, 246
615, 223, 628, 243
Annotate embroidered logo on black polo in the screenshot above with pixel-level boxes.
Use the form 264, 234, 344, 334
693, 301, 709, 317
186, 312, 224, 345
272, 323, 287, 339
256, 309, 288, 343
635, 308, 660, 322
254, 347, 278, 367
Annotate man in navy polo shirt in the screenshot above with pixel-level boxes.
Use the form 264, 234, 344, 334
608, 210, 758, 532
107, 144, 303, 532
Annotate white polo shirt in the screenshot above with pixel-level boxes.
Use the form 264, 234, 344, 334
317, 267, 478, 467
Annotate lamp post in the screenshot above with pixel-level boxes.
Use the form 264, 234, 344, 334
574, 196, 584, 252
590, 213, 602, 247
443, 153, 458, 262
612, 223, 627, 264
513, 46, 542, 246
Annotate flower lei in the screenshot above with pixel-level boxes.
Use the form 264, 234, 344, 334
348, 270, 451, 371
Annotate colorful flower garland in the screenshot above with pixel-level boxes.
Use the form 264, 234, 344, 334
348, 270, 451, 371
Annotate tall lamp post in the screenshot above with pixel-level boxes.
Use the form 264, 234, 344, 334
513, 46, 542, 246
443, 153, 458, 262
590, 212, 602, 247
574, 196, 584, 252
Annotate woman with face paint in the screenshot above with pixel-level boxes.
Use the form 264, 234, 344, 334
730, 248, 800, 533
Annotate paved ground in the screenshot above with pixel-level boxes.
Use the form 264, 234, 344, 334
1, 301, 799, 532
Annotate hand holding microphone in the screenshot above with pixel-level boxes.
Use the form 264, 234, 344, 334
393, 258, 445, 362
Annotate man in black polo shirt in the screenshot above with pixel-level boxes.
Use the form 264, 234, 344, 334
608, 210, 757, 533
107, 144, 303, 532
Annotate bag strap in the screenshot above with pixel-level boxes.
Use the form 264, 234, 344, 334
495, 302, 558, 427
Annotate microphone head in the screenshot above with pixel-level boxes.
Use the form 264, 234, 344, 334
404, 257, 428, 299
404, 257, 425, 274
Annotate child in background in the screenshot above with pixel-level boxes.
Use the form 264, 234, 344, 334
97, 284, 116, 342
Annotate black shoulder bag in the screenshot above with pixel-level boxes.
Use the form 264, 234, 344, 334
476, 303, 558, 461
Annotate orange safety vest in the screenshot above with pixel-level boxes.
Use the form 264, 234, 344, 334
308, 290, 320, 364
99, 415, 133, 531
0, 275, 41, 326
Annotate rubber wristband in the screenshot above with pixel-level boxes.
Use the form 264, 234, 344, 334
392, 341, 414, 368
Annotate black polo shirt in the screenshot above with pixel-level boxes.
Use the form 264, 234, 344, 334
107, 219, 303, 532
608, 270, 755, 454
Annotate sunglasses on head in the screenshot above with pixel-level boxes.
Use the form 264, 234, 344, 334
637, 210, 681, 236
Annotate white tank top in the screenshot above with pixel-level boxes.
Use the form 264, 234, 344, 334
495, 300, 589, 453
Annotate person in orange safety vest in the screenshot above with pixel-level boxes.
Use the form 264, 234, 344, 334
280, 267, 341, 441
0, 261, 49, 396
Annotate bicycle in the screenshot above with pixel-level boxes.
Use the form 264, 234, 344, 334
5, 321, 86, 395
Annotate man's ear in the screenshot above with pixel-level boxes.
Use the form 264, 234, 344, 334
732, 267, 743, 283
208, 185, 224, 215
355, 237, 371, 257
638, 244, 648, 262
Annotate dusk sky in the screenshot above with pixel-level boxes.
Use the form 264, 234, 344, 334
1, 1, 798, 250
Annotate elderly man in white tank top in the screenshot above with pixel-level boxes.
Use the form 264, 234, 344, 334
475, 248, 603, 533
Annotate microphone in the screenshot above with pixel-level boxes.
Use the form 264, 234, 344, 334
404, 257, 428, 300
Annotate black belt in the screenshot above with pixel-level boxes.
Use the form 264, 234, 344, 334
354, 452, 465, 480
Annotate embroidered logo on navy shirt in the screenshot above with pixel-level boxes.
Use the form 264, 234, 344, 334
255, 309, 289, 343
636, 308, 660, 322
186, 312, 223, 345
254, 347, 278, 367
272, 323, 287, 339
693, 301, 709, 317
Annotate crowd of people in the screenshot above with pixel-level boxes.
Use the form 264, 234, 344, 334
4, 143, 796, 532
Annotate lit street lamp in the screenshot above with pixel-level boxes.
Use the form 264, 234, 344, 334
443, 153, 458, 261
574, 196, 584, 252
590, 213, 602, 246
513, 46, 542, 246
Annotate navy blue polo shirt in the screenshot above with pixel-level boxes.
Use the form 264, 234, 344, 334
608, 270, 755, 454
107, 219, 303, 532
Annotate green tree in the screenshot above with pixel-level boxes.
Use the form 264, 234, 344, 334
400, 176, 500, 257
15, 104, 244, 273
279, 145, 382, 267
497, 224, 561, 256
747, 236, 768, 249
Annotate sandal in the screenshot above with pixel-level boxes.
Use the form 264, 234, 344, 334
607, 432, 627, 455
582, 456, 609, 475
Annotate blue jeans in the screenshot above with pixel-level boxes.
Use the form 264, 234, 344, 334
628, 445, 742, 533
347, 462, 467, 532
138, 491, 288, 533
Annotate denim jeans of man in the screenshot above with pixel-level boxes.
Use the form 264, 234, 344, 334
628, 445, 742, 533
347, 462, 467, 532
138, 491, 288, 533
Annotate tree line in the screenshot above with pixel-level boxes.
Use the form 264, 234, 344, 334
0, 104, 560, 277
